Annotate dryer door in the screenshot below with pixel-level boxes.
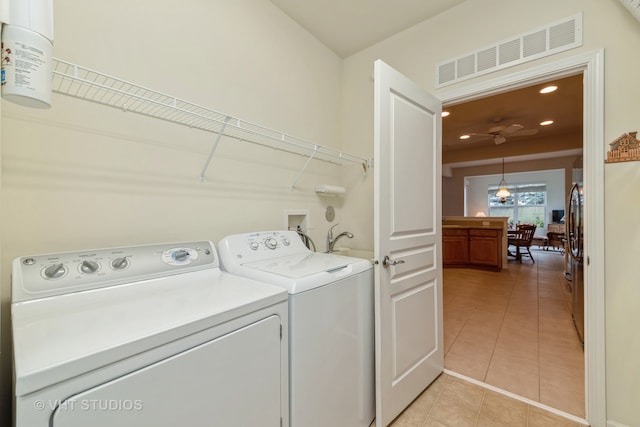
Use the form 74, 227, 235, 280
51, 316, 282, 427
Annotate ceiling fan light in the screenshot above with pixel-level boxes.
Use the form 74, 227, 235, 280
540, 120, 554, 126
494, 135, 507, 144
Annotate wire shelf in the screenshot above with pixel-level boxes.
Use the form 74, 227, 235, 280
51, 58, 370, 183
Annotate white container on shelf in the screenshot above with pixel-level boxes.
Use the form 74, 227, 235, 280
1, 0, 54, 108
1, 25, 53, 108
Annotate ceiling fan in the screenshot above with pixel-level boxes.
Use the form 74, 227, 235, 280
465, 123, 539, 145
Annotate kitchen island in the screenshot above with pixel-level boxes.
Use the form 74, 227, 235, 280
442, 217, 509, 271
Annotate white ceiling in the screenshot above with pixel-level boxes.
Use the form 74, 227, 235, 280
268, 0, 583, 166
269, 0, 468, 57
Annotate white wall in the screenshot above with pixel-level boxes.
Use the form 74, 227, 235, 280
465, 169, 565, 233
340, 1, 640, 425
444, 155, 576, 218
0, 0, 348, 422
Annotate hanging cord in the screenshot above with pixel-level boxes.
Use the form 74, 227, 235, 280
296, 230, 316, 252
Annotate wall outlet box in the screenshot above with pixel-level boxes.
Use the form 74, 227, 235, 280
284, 209, 309, 232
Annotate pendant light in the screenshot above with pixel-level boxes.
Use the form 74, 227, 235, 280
496, 158, 511, 203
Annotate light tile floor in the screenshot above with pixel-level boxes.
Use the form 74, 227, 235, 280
390, 248, 586, 426
390, 373, 585, 427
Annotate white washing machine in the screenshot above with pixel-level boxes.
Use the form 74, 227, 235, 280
218, 231, 374, 427
11, 241, 289, 427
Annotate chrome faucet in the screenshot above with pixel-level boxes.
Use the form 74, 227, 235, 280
327, 224, 354, 253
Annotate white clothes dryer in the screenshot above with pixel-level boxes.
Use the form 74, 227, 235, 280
11, 241, 288, 427
218, 230, 374, 427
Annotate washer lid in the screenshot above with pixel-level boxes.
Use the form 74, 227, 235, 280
242, 252, 354, 279
237, 251, 374, 294
11, 269, 287, 396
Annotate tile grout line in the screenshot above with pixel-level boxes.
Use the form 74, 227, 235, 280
443, 369, 588, 425
420, 375, 446, 427
473, 388, 487, 426
444, 294, 471, 360
483, 270, 516, 383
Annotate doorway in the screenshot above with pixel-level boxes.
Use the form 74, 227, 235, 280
443, 84, 584, 417
439, 50, 605, 426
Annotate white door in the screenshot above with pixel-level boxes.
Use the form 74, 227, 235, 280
373, 59, 443, 426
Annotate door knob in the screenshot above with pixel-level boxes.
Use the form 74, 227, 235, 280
382, 255, 405, 268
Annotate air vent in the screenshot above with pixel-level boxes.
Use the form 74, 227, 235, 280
549, 19, 577, 49
523, 30, 546, 57
477, 47, 497, 71
436, 13, 582, 88
438, 61, 455, 85
498, 39, 521, 65
457, 54, 475, 78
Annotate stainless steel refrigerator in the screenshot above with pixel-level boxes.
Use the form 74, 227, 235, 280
568, 181, 584, 344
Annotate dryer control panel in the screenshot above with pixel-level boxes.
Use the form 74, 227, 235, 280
12, 241, 217, 302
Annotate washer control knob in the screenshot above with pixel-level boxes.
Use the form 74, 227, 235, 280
265, 237, 278, 250
173, 249, 190, 262
282, 238, 290, 246
43, 263, 67, 279
80, 260, 100, 274
111, 257, 129, 270
249, 242, 259, 251
162, 247, 198, 265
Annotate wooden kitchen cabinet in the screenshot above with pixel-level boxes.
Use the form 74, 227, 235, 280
443, 227, 502, 271
469, 229, 502, 270
443, 228, 469, 265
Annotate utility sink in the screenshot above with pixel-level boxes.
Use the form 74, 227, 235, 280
330, 248, 374, 260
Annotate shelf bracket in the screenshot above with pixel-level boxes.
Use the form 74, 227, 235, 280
199, 116, 232, 183
290, 146, 318, 191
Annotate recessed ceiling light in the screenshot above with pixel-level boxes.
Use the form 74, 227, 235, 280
459, 134, 470, 140
540, 120, 554, 126
540, 85, 558, 94
441, 111, 450, 117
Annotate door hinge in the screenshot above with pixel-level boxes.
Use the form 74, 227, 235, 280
371, 258, 379, 265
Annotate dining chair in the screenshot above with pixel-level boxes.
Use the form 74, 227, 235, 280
507, 224, 537, 263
